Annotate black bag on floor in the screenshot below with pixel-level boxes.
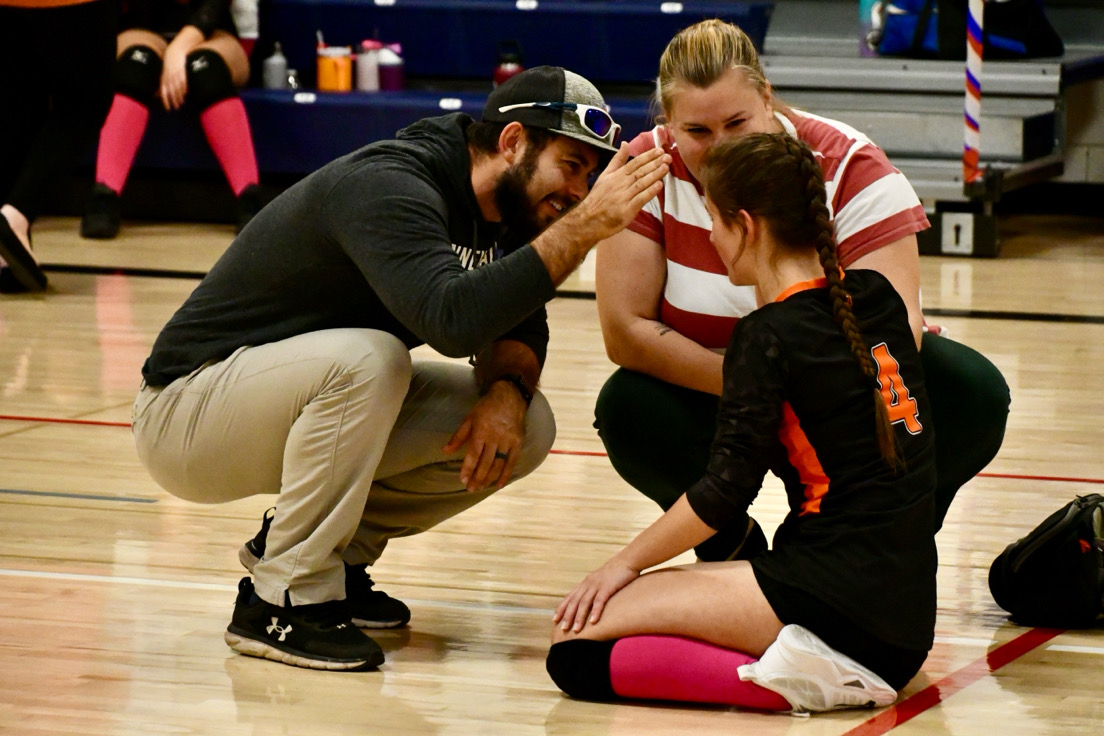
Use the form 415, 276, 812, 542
988, 494, 1104, 628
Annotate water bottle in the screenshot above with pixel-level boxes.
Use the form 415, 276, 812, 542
317, 46, 353, 92
356, 40, 382, 92
378, 43, 405, 91
262, 41, 288, 89
493, 40, 524, 88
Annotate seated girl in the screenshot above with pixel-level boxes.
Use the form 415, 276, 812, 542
547, 133, 938, 713
81, 0, 261, 239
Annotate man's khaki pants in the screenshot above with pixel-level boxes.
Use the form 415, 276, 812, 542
133, 328, 555, 607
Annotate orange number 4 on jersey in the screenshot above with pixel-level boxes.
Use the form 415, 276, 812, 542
870, 342, 923, 434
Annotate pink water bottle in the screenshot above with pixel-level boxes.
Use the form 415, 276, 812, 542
493, 40, 524, 88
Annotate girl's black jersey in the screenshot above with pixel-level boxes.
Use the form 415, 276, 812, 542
685, 269, 937, 652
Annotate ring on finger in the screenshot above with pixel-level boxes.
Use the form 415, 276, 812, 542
494, 451, 509, 461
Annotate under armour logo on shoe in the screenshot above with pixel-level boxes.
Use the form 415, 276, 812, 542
266, 618, 293, 641
189, 56, 209, 73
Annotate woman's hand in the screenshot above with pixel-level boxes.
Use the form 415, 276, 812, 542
553, 558, 640, 633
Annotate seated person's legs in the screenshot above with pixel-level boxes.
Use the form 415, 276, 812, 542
83, 31, 165, 239
547, 562, 921, 711
184, 35, 262, 232
920, 332, 1010, 530
548, 561, 784, 708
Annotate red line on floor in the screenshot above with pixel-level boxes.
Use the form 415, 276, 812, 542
976, 471, 1104, 485
0, 414, 132, 428
549, 449, 1104, 485
842, 627, 1065, 735
4, 415, 1104, 487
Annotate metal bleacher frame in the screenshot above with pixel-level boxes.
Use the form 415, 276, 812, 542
760, 0, 1104, 257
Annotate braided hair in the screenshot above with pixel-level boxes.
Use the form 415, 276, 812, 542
700, 133, 903, 471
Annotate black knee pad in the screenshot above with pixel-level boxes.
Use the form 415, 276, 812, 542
184, 48, 238, 110
114, 45, 163, 105
546, 639, 618, 701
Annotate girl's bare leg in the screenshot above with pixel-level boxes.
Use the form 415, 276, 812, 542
552, 560, 783, 657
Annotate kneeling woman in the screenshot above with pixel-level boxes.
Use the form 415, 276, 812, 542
547, 133, 938, 713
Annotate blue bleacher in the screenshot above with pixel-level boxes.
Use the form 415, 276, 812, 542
263, 0, 773, 87
128, 0, 773, 176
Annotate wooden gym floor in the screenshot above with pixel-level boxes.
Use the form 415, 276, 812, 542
1, 212, 1103, 735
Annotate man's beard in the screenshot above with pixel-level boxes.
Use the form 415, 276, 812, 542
493, 144, 547, 247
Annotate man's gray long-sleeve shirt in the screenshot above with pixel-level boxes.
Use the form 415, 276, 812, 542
142, 113, 556, 387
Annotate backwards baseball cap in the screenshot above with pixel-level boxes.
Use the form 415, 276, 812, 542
482, 65, 621, 154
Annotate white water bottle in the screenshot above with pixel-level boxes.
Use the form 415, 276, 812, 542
263, 42, 288, 89
356, 40, 382, 91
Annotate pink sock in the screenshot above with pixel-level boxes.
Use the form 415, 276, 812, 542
610, 635, 790, 711
95, 94, 150, 194
199, 98, 259, 195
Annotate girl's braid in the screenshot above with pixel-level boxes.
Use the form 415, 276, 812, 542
783, 136, 904, 471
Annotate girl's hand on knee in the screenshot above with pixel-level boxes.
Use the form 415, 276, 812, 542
554, 560, 639, 633
160, 26, 203, 110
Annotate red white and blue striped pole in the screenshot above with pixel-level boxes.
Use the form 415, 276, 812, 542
963, 0, 986, 185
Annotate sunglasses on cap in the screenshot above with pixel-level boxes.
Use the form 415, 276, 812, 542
496, 101, 622, 147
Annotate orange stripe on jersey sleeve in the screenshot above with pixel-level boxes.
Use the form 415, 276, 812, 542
777, 402, 830, 516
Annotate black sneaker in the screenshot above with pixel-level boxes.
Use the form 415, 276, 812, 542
80, 183, 122, 239
0, 216, 46, 293
224, 576, 384, 671
238, 507, 411, 629
235, 184, 264, 234
345, 563, 411, 629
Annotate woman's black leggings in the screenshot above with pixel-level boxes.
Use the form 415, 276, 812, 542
0, 0, 117, 222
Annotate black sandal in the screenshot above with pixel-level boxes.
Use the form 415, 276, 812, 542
0, 215, 47, 293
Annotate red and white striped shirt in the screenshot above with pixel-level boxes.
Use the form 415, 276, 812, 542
626, 110, 930, 350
